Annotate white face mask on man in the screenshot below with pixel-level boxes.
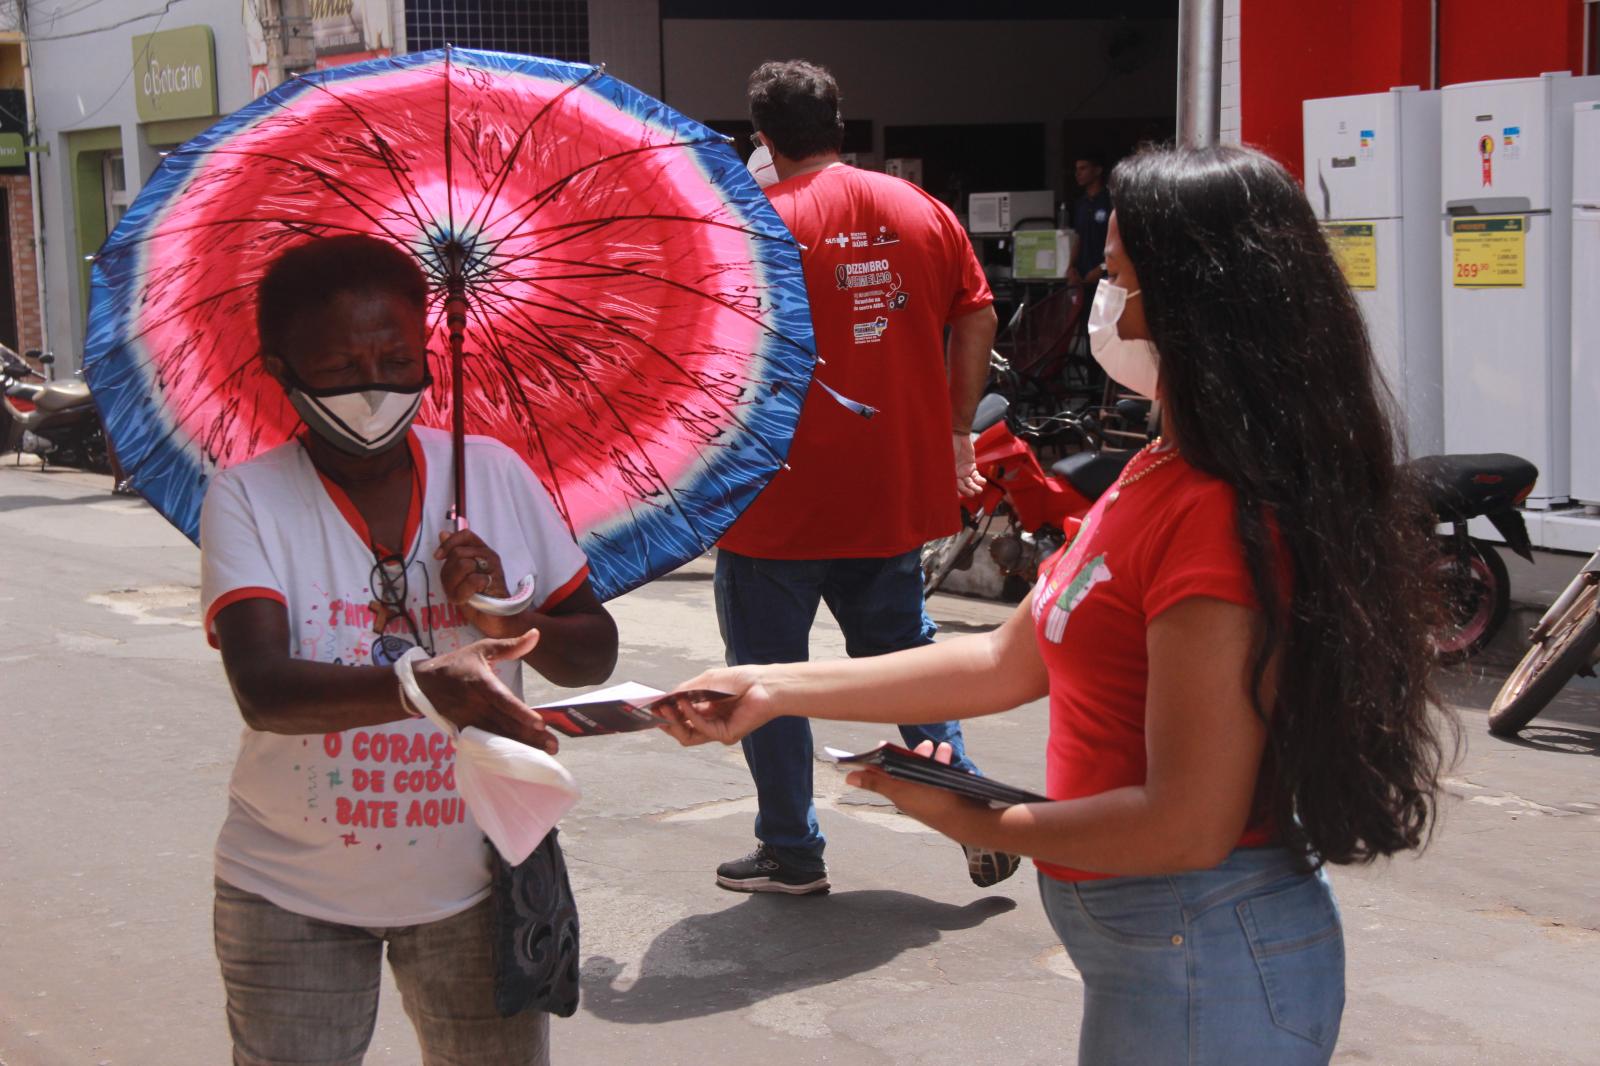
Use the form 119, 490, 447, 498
746, 143, 779, 189
285, 375, 429, 456
1086, 282, 1160, 399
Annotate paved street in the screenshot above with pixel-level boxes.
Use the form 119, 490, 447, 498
2, 460, 1598, 1066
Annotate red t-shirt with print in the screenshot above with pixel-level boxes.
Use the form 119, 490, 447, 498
1030, 452, 1278, 882
718, 165, 993, 559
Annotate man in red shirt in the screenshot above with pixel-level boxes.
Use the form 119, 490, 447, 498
712, 60, 1014, 895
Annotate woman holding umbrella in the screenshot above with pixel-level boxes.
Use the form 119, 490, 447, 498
661, 145, 1452, 1064
203, 235, 616, 1064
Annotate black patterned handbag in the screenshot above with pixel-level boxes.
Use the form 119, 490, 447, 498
490, 828, 581, 1018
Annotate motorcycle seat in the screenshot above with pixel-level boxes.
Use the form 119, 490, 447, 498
1410, 453, 1539, 522
32, 380, 91, 413
1050, 449, 1137, 502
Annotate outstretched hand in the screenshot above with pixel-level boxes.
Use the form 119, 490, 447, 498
412, 629, 560, 754
657, 666, 775, 746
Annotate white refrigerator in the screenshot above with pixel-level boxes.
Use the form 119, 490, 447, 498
1440, 72, 1600, 508
1304, 87, 1442, 456
1571, 102, 1600, 507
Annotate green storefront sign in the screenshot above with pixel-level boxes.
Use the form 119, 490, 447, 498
132, 26, 217, 123
0, 132, 24, 168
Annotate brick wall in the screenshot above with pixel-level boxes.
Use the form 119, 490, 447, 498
0, 173, 41, 355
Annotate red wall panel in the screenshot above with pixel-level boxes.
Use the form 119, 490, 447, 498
1438, 0, 1585, 84
1240, 0, 1434, 174
1240, 0, 1586, 177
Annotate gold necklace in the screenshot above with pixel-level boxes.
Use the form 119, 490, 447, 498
1105, 439, 1178, 505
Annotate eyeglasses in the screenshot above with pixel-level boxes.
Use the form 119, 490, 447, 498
748, 131, 763, 150
369, 553, 434, 655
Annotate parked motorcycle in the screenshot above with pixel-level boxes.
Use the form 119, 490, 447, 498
1, 347, 111, 473
1487, 545, 1600, 736
922, 393, 1136, 595
1410, 453, 1539, 663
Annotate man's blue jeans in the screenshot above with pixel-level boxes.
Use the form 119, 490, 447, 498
713, 547, 978, 871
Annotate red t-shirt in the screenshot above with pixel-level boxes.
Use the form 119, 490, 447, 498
1029, 453, 1278, 882
718, 165, 994, 559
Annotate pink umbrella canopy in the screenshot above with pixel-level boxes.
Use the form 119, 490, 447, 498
86, 48, 815, 599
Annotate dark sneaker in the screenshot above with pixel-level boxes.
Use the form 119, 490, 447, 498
963, 844, 1022, 888
716, 844, 829, 895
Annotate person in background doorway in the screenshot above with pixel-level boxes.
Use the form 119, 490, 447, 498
712, 59, 1012, 896
1067, 151, 1112, 289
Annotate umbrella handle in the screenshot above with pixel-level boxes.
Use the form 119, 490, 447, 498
469, 573, 537, 617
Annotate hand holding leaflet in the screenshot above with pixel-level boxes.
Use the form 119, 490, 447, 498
825, 743, 1047, 808
533, 682, 734, 738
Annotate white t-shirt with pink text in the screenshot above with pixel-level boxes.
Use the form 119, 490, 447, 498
199, 426, 588, 926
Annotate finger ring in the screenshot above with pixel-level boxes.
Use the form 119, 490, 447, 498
474, 557, 490, 574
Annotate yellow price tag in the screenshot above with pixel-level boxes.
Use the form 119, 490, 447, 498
1322, 222, 1377, 290
1451, 215, 1525, 288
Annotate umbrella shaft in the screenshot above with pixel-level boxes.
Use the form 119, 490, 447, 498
447, 292, 468, 528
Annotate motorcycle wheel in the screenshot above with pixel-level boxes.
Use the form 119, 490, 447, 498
922, 510, 988, 596
1488, 581, 1600, 737
1433, 537, 1509, 664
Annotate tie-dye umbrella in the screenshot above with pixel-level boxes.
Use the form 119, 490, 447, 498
84, 47, 814, 601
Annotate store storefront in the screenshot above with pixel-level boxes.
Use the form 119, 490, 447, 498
32, 4, 253, 370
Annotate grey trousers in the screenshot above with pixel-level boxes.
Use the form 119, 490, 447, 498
213, 878, 549, 1066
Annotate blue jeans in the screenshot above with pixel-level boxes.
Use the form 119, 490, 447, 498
1038, 847, 1345, 1065
714, 548, 977, 869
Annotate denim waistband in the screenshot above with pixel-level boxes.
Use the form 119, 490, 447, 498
1072, 846, 1316, 920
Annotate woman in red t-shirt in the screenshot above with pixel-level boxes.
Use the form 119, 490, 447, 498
662, 145, 1448, 1065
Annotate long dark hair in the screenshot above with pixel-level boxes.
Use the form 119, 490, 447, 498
1110, 145, 1453, 865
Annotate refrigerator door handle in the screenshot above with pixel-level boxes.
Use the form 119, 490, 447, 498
1317, 164, 1331, 220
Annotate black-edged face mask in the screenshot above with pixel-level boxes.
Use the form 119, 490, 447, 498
284, 368, 433, 456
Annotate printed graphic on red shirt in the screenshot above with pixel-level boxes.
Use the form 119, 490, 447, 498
1037, 553, 1112, 645
718, 166, 994, 559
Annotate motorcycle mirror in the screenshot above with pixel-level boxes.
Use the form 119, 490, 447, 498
24, 349, 41, 359
38, 353, 54, 365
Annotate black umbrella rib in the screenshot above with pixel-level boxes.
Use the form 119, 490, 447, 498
452, 296, 599, 531
418, 292, 577, 531
484, 213, 796, 263
458, 289, 712, 546
470, 270, 772, 417
117, 347, 268, 473
455, 63, 605, 242
98, 278, 263, 366
499, 252, 814, 353
186, 146, 421, 249
478, 136, 731, 238
474, 274, 792, 472
102, 216, 380, 253
296, 72, 434, 237
443, 46, 455, 242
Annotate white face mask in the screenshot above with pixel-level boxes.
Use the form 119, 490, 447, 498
1087, 282, 1160, 399
747, 144, 779, 189
287, 378, 428, 456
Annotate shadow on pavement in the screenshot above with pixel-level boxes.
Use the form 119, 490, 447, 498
651, 569, 714, 584
0, 493, 103, 513
1499, 724, 1600, 757
929, 618, 1004, 635
580, 889, 1016, 1023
